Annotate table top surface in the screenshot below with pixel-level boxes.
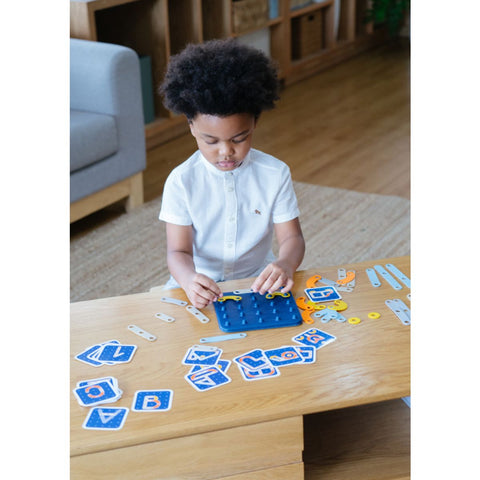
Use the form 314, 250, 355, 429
71, 256, 410, 457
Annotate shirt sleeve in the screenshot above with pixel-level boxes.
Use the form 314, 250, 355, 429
158, 170, 192, 225
272, 165, 300, 224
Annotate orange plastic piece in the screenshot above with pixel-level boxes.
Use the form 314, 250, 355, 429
301, 309, 315, 324
296, 296, 314, 311
327, 300, 348, 312
306, 274, 322, 288
336, 271, 355, 285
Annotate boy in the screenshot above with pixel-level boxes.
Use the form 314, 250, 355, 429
159, 39, 305, 309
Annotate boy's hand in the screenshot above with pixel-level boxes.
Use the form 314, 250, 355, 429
250, 261, 294, 296
184, 273, 222, 309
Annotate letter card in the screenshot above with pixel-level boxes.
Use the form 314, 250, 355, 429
292, 328, 336, 349
131, 390, 173, 412
264, 346, 304, 367
182, 345, 223, 366
185, 366, 231, 392
74, 380, 120, 407
305, 286, 341, 303
233, 349, 271, 371
237, 364, 280, 381
83, 407, 129, 431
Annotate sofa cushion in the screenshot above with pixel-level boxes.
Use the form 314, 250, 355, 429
70, 110, 119, 172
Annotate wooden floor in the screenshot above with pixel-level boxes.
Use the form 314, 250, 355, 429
144, 40, 410, 203
71, 39, 410, 239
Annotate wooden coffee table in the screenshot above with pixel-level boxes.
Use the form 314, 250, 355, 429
71, 256, 410, 479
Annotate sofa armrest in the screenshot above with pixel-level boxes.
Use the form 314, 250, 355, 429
70, 38, 146, 177
70, 38, 142, 118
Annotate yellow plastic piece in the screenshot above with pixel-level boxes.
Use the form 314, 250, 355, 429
348, 317, 361, 325
336, 270, 355, 285
327, 300, 348, 312
301, 309, 315, 324
265, 291, 291, 299
217, 295, 242, 303
306, 301, 326, 311
368, 311, 381, 319
296, 296, 314, 311
306, 274, 322, 288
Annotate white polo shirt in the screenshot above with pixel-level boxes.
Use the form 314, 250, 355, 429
159, 148, 300, 288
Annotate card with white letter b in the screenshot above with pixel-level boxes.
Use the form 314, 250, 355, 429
131, 390, 173, 412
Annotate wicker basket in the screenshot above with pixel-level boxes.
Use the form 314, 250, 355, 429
291, 10, 324, 59
232, 0, 270, 34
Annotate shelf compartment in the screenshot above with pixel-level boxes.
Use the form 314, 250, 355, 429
94, 0, 170, 121
290, 0, 335, 62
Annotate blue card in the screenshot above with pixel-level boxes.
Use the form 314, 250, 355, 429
264, 346, 304, 367
185, 366, 231, 392
190, 359, 231, 374
292, 328, 336, 349
74, 380, 119, 407
182, 345, 223, 366
75, 340, 121, 367
238, 364, 280, 381
97, 344, 137, 363
77, 376, 119, 392
296, 346, 316, 364
75, 344, 104, 367
131, 390, 173, 412
305, 286, 341, 303
233, 349, 271, 371
83, 407, 129, 431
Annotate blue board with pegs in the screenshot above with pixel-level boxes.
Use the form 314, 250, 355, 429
213, 290, 302, 332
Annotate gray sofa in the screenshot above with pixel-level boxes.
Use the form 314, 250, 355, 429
70, 39, 146, 222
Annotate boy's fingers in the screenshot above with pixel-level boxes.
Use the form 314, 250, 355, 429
251, 267, 272, 293
192, 274, 222, 303
257, 273, 277, 295
280, 278, 294, 293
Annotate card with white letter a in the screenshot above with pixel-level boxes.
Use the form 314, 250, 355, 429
83, 407, 129, 430
131, 390, 173, 412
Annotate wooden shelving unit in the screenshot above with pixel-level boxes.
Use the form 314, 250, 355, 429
70, 0, 386, 150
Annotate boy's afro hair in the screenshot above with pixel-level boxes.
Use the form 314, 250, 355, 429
159, 38, 280, 120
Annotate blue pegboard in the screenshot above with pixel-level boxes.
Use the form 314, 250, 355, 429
213, 291, 302, 332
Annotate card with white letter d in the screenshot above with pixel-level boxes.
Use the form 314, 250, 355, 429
131, 390, 173, 412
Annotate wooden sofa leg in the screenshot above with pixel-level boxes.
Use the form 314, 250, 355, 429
70, 172, 144, 223
125, 172, 144, 212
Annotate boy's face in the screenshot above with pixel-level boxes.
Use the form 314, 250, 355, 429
189, 113, 256, 171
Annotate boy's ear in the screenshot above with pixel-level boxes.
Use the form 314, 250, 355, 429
188, 118, 195, 137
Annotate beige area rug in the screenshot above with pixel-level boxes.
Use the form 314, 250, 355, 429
70, 182, 410, 302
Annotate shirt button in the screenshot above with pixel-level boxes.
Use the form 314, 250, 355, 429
229, 216, 235, 222
227, 187, 234, 192
226, 243, 233, 248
